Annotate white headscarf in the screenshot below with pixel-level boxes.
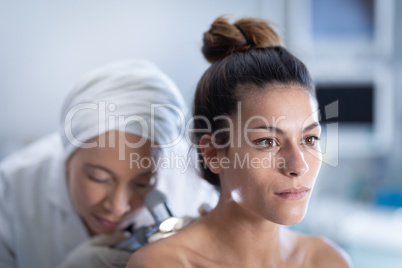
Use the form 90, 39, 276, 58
59, 59, 187, 159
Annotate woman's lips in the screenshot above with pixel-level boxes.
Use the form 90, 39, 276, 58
274, 187, 310, 200
94, 215, 120, 229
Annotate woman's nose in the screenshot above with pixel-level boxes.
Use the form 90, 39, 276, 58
106, 188, 132, 216
281, 145, 309, 178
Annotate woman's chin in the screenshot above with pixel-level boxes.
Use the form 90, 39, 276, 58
277, 216, 304, 226
270, 209, 307, 225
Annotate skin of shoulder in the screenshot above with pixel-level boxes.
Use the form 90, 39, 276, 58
126, 237, 187, 268
128, 226, 353, 268
307, 236, 353, 268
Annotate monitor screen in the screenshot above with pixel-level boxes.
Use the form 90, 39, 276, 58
316, 84, 374, 125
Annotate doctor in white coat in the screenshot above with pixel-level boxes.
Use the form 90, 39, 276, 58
0, 60, 218, 268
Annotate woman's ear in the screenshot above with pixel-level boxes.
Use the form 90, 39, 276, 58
199, 134, 222, 174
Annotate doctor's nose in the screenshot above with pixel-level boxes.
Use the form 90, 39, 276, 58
105, 189, 132, 216
281, 145, 309, 178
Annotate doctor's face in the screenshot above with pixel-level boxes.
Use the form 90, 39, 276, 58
66, 131, 158, 236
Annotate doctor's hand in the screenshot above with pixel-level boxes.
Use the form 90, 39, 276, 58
60, 232, 132, 268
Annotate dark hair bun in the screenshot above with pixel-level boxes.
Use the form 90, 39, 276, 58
202, 16, 283, 63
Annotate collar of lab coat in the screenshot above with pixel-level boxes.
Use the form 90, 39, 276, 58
46, 133, 77, 215
46, 133, 89, 249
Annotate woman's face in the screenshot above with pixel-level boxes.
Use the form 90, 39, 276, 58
217, 85, 322, 225
66, 131, 158, 235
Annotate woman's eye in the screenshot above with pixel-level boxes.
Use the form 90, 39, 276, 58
136, 183, 153, 189
135, 176, 156, 189
88, 175, 110, 183
256, 138, 278, 148
303, 136, 320, 146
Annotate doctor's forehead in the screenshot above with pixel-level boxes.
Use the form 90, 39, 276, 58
68, 132, 155, 165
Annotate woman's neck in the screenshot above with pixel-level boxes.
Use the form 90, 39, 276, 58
199, 193, 295, 266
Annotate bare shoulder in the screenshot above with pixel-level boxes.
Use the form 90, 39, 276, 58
127, 219, 214, 268
126, 238, 186, 268
307, 236, 353, 268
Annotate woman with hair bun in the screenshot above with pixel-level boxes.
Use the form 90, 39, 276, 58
128, 16, 352, 268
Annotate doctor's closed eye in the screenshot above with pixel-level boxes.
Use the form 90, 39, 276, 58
85, 166, 112, 183
133, 172, 156, 189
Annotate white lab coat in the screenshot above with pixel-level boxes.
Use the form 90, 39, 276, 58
0, 133, 218, 268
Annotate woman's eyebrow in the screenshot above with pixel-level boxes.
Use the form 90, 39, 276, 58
303, 122, 320, 133
250, 122, 320, 135
136, 170, 154, 177
251, 126, 285, 135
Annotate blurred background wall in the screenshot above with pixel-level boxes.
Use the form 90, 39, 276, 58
0, 0, 268, 157
0, 0, 401, 266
